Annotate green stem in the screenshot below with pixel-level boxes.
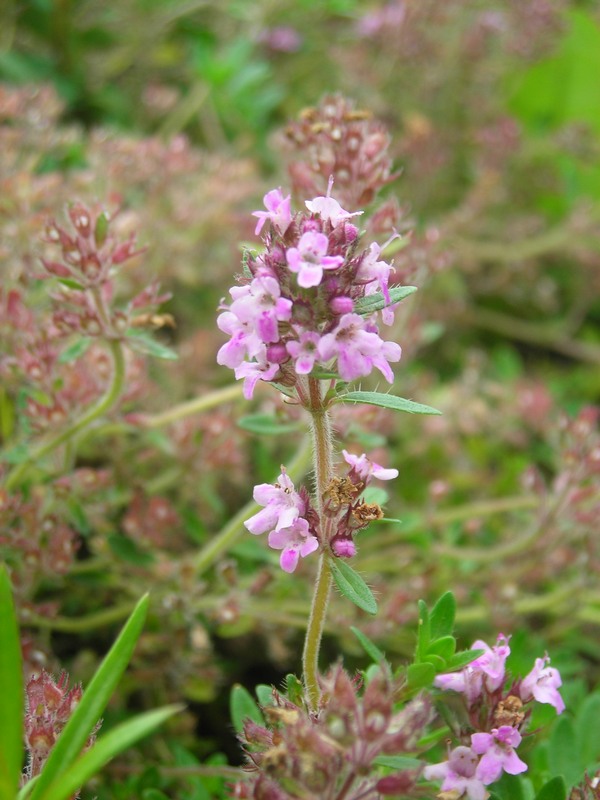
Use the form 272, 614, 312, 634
23, 601, 134, 633
302, 378, 335, 711
302, 552, 333, 710
4, 340, 126, 491
140, 383, 243, 428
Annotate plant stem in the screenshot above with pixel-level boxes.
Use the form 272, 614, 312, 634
3, 339, 126, 492
302, 377, 335, 711
140, 383, 243, 428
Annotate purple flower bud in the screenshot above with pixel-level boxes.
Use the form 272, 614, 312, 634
330, 296, 354, 315
266, 343, 288, 364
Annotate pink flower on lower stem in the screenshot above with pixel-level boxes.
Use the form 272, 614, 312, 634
268, 517, 319, 572
519, 657, 565, 713
434, 634, 510, 705
245, 469, 306, 535
424, 746, 489, 800
342, 450, 398, 483
472, 726, 527, 784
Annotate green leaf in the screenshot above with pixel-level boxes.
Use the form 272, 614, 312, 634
29, 595, 150, 800
329, 559, 378, 615
430, 592, 456, 639
354, 285, 417, 316
373, 755, 422, 770
284, 674, 304, 705
535, 777, 567, 800
255, 685, 274, 707
229, 684, 264, 734
416, 600, 431, 660
406, 662, 435, 690
142, 791, 171, 800
108, 534, 155, 566
423, 653, 447, 671
58, 337, 92, 364
126, 331, 178, 360
351, 626, 386, 664
576, 692, 600, 769
548, 716, 582, 789
41, 706, 182, 800
339, 391, 441, 415
237, 414, 302, 436
57, 278, 86, 291
427, 636, 456, 662
0, 565, 23, 800
362, 486, 388, 505
0, 443, 30, 465
94, 212, 110, 247
444, 649, 485, 671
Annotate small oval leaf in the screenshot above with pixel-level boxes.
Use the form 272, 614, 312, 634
339, 391, 441, 415
354, 285, 418, 316
350, 626, 386, 664
237, 414, 302, 436
230, 684, 264, 734
430, 592, 456, 639
330, 559, 378, 615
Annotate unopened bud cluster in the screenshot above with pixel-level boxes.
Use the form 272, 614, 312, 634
233, 664, 431, 799
41, 202, 169, 340
23, 669, 100, 796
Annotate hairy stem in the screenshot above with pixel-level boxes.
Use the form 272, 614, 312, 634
302, 377, 335, 711
3, 339, 126, 491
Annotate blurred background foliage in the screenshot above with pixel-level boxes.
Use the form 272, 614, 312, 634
1, 0, 599, 796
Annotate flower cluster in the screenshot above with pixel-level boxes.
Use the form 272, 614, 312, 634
244, 451, 398, 572
425, 635, 564, 800
233, 664, 432, 800
282, 93, 397, 209
217, 184, 402, 398
23, 669, 101, 796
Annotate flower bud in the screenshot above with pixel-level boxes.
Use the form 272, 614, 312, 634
330, 296, 354, 315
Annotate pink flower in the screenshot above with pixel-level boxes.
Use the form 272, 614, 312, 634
267, 517, 318, 572
305, 177, 363, 227
342, 450, 398, 483
434, 635, 510, 706
318, 313, 401, 383
286, 330, 322, 374
357, 242, 395, 305
470, 635, 511, 691
519, 657, 565, 714
253, 188, 292, 236
286, 231, 343, 288
331, 537, 357, 558
245, 469, 306, 535
234, 356, 279, 399
472, 727, 527, 784
424, 746, 489, 800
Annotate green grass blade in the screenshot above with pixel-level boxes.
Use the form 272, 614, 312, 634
29, 594, 149, 800
0, 564, 24, 800
41, 705, 183, 800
